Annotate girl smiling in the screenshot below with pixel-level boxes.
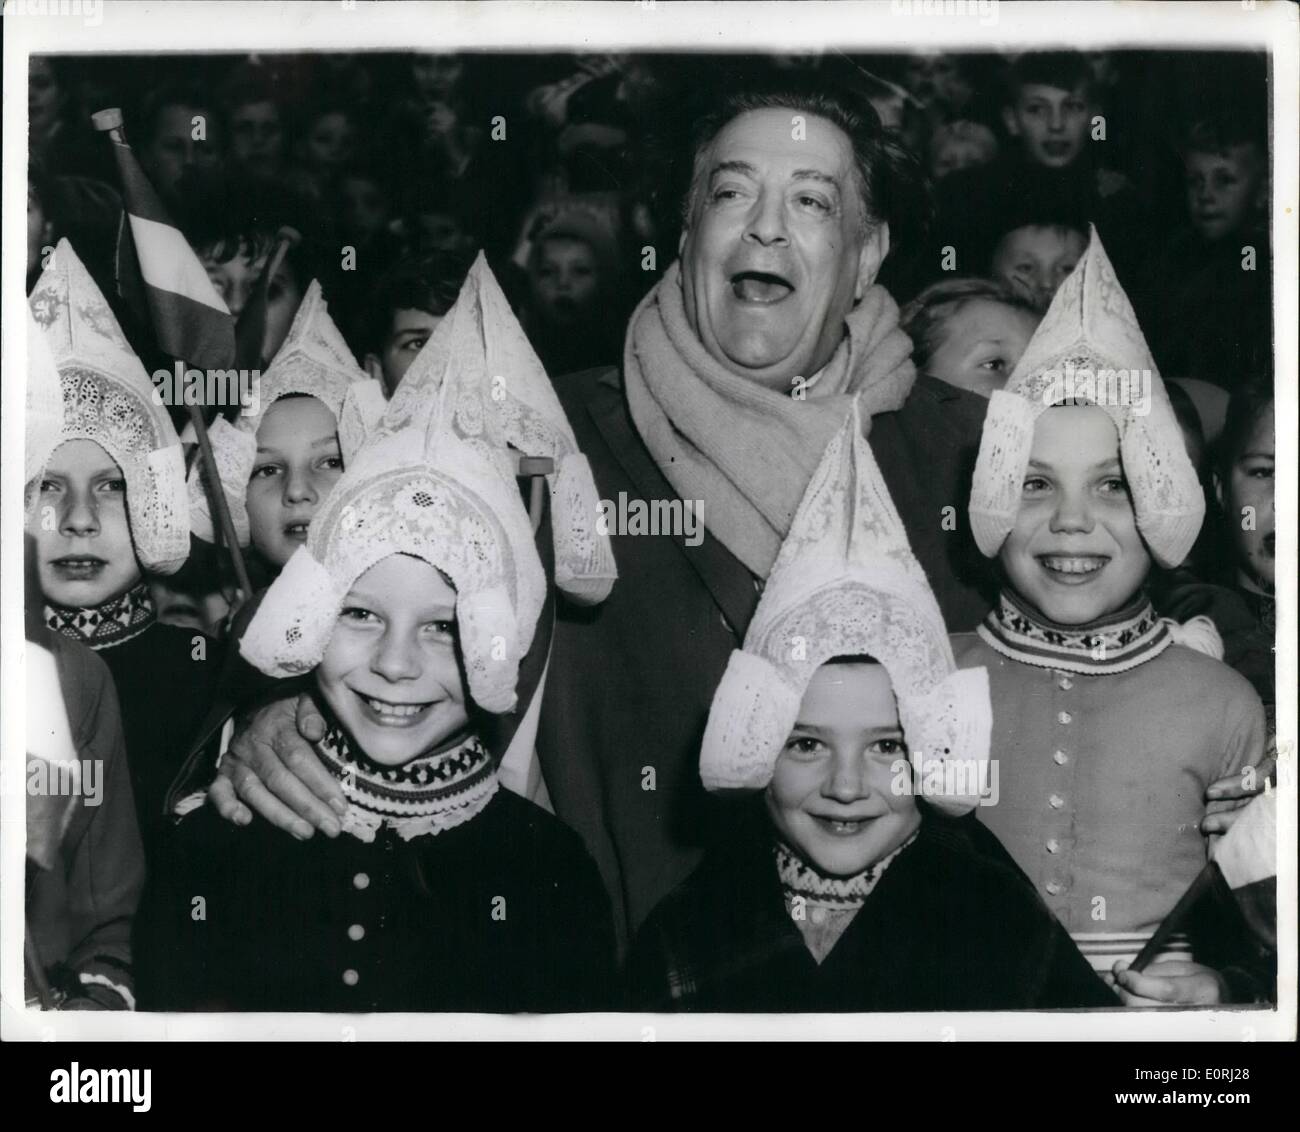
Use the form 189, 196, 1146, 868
957, 229, 1270, 1005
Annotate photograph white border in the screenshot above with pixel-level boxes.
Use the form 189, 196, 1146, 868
3, 0, 1295, 1042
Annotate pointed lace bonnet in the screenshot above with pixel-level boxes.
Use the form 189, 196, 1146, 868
239, 317, 547, 715
378, 252, 617, 605
700, 402, 992, 813
27, 239, 189, 574
187, 279, 384, 545
969, 226, 1204, 568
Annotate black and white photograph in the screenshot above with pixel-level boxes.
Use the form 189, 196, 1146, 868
1, 0, 1294, 1068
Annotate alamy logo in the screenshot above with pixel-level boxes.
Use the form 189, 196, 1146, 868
49, 1063, 151, 1112
151, 362, 260, 413
1040, 364, 1152, 416
596, 493, 704, 547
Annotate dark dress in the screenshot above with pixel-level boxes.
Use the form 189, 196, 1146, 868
624, 803, 1118, 1012
99, 622, 222, 859
134, 787, 617, 1012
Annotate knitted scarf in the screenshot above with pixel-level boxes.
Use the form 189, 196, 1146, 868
776, 832, 917, 963
624, 260, 916, 577
317, 720, 499, 843
978, 588, 1221, 675
45, 581, 155, 650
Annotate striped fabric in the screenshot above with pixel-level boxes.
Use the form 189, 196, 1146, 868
1072, 931, 1193, 975
977, 588, 1172, 675
104, 127, 235, 371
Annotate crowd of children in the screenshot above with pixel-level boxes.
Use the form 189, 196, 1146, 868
22, 47, 1278, 1014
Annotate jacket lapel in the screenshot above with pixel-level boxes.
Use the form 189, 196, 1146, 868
586, 375, 760, 639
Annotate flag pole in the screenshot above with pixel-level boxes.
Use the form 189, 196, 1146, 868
91, 108, 253, 605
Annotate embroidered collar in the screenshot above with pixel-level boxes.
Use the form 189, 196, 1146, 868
44, 582, 155, 650
316, 718, 498, 843
775, 832, 917, 912
978, 588, 1171, 675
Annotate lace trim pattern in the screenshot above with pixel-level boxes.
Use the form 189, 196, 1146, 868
317, 722, 499, 843
45, 582, 156, 650
28, 242, 189, 574
969, 227, 1204, 569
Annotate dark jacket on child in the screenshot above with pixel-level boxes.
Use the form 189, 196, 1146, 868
135, 787, 617, 1012
624, 802, 1118, 1012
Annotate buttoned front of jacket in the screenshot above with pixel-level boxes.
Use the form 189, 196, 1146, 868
953, 634, 1266, 934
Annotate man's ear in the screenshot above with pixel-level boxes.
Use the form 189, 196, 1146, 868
854, 222, 890, 300
1002, 106, 1022, 138
1212, 469, 1226, 513
363, 353, 384, 385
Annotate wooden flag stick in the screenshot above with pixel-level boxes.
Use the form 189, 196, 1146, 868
188, 402, 253, 605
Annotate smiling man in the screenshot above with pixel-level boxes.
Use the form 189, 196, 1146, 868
210, 77, 953, 945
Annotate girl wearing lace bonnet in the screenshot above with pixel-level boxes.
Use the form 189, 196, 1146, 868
134, 258, 616, 1013
186, 279, 383, 575
625, 403, 1114, 1011
952, 227, 1271, 1005
28, 240, 230, 852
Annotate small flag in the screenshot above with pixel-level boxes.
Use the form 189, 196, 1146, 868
92, 107, 235, 373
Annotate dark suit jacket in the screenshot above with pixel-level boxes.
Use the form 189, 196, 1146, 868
542, 367, 996, 948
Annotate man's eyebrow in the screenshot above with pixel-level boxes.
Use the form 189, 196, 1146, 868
311, 436, 341, 448
708, 159, 757, 179
791, 169, 840, 187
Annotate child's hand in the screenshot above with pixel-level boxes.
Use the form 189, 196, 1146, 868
1108, 960, 1228, 1006
1202, 757, 1275, 836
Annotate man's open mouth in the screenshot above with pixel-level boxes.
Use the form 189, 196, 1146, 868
283, 521, 311, 542
1041, 140, 1072, 157
731, 271, 795, 304
1037, 554, 1109, 582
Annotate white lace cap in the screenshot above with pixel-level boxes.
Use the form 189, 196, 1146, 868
239, 403, 547, 715
379, 252, 617, 605
700, 403, 991, 812
26, 305, 65, 486
27, 239, 189, 574
969, 226, 1204, 568
187, 280, 381, 546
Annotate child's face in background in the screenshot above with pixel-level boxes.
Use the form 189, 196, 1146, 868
143, 103, 221, 202
530, 237, 600, 326
1003, 83, 1091, 169
1185, 146, 1265, 242
316, 554, 470, 767
929, 124, 997, 182
201, 244, 302, 366
303, 112, 355, 171
1217, 402, 1274, 595
368, 307, 443, 397
991, 225, 1086, 312
767, 663, 920, 877
34, 438, 143, 608
924, 297, 1039, 398
1000, 406, 1152, 624
245, 396, 343, 568
228, 99, 285, 170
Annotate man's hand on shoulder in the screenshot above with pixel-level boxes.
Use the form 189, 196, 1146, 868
208, 693, 346, 839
